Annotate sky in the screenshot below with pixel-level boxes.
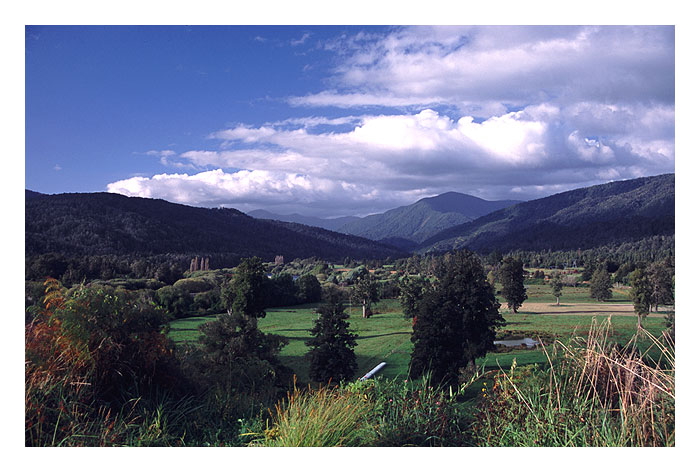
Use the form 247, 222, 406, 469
25, 24, 675, 218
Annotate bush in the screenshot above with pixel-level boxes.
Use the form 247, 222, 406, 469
192, 288, 222, 314
173, 277, 215, 293
156, 285, 193, 318
357, 376, 471, 446
25, 280, 181, 445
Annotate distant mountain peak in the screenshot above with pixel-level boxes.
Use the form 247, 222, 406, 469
338, 192, 522, 243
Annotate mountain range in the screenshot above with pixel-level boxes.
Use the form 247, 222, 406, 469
25, 173, 675, 264
419, 173, 675, 254
25, 192, 405, 262
338, 192, 521, 243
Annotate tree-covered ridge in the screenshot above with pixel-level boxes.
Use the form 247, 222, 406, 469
420, 174, 674, 254
338, 192, 521, 243
25, 192, 406, 262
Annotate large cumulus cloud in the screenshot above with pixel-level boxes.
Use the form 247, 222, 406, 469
107, 26, 674, 217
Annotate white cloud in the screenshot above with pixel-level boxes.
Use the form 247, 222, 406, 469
107, 26, 674, 216
291, 26, 674, 113
291, 32, 311, 46
109, 105, 674, 216
107, 168, 426, 216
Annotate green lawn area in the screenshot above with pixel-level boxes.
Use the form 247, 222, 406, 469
169, 299, 414, 384
169, 293, 669, 385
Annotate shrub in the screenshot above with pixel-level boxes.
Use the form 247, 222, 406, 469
195, 312, 291, 398
156, 285, 193, 319
25, 279, 181, 445
173, 277, 215, 293
359, 376, 471, 446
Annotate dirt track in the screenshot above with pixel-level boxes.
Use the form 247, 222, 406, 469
515, 302, 667, 318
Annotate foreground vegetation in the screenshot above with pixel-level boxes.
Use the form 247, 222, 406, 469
26, 250, 674, 447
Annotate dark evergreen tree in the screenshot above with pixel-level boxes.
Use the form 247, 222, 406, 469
295, 274, 323, 304
221, 257, 267, 318
306, 287, 358, 383
590, 266, 613, 301
581, 260, 596, 282
267, 273, 298, 307
499, 257, 527, 313
410, 250, 504, 384
487, 250, 503, 266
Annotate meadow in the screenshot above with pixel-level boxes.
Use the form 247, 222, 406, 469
169, 284, 670, 384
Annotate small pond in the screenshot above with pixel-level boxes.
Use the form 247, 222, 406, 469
494, 337, 540, 348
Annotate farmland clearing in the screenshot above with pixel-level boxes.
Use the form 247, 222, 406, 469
169, 285, 671, 385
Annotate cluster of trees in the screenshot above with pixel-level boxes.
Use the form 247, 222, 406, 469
402, 251, 505, 384
584, 258, 674, 312
313, 250, 511, 385
505, 235, 674, 271
25, 252, 230, 286
628, 260, 675, 329
193, 258, 293, 396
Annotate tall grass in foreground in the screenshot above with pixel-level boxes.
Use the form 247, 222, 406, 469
472, 317, 674, 446
250, 375, 472, 447
251, 381, 374, 447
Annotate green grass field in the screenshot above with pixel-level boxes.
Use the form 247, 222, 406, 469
169, 285, 670, 384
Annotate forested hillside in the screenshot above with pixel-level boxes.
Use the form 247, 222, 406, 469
338, 192, 520, 242
420, 174, 675, 254
25, 192, 405, 264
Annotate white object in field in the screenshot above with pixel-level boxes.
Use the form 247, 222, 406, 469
360, 362, 387, 381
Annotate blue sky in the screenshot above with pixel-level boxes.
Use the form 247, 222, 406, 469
26, 25, 676, 217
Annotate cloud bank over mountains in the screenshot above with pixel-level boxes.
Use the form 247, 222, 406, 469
107, 26, 674, 217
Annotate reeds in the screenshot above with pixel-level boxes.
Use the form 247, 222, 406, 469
473, 317, 675, 447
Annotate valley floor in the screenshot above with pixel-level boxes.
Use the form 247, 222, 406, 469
169, 290, 671, 385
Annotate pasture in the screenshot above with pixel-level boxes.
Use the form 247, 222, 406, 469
169, 284, 671, 384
